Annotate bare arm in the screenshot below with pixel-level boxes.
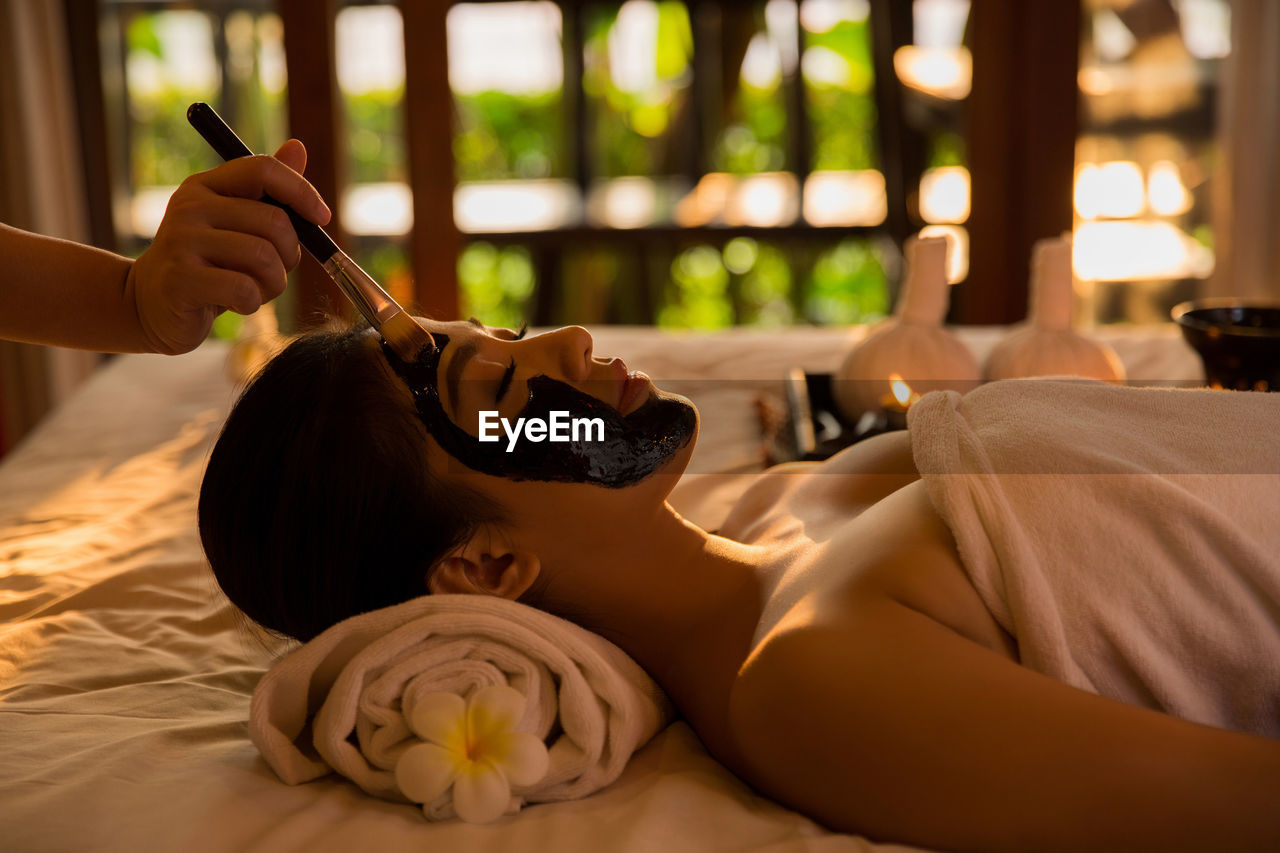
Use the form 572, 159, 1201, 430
729, 593, 1280, 852
0, 140, 329, 355
0, 223, 140, 351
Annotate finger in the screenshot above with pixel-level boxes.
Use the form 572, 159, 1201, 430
184, 228, 288, 304
194, 154, 331, 226
273, 138, 307, 175
198, 194, 303, 272
175, 265, 265, 318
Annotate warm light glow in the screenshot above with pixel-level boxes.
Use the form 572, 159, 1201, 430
343, 182, 412, 236
803, 170, 886, 226
1077, 66, 1115, 97
764, 0, 800, 75
609, 0, 660, 95
800, 0, 870, 33
914, 0, 971, 47
336, 5, 404, 94
454, 179, 581, 232
586, 177, 660, 229
892, 46, 971, 99
741, 31, 782, 89
888, 373, 917, 407
1092, 8, 1136, 61
447, 2, 562, 96
1177, 0, 1231, 60
1146, 160, 1192, 217
802, 45, 853, 87
675, 172, 735, 226
1074, 161, 1145, 219
124, 12, 217, 98
253, 16, 287, 95
131, 187, 175, 238
675, 172, 804, 227
918, 224, 968, 284
727, 173, 799, 227
1072, 221, 1214, 282
919, 166, 970, 224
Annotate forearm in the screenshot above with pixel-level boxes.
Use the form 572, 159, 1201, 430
1, 223, 151, 353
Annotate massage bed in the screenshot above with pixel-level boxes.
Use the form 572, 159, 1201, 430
0, 325, 1202, 852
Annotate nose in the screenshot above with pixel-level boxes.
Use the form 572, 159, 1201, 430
520, 325, 594, 383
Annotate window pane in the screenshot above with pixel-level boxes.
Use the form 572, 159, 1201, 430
799, 0, 887, 228
114, 5, 287, 340
449, 1, 565, 182
124, 10, 219, 199
336, 3, 412, 308
711, 2, 790, 175
448, 2, 570, 237
802, 0, 878, 172
585, 1, 693, 178
1073, 0, 1227, 323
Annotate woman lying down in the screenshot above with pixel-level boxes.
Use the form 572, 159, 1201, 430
198, 317, 1280, 852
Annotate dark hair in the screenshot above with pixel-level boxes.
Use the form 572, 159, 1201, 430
198, 324, 503, 642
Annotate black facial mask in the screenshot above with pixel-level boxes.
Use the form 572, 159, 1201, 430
382, 336, 696, 488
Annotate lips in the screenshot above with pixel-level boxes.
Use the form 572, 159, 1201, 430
600, 358, 651, 414
618, 370, 651, 414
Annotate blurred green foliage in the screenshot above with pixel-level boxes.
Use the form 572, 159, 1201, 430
125, 11, 286, 188
660, 245, 734, 328
805, 17, 879, 171
804, 238, 889, 324
927, 130, 966, 168
455, 92, 563, 181
459, 243, 537, 329
715, 79, 788, 174
345, 89, 408, 184
125, 13, 219, 187
127, 84, 221, 187
340, 83, 413, 307
658, 237, 887, 330
735, 239, 793, 325
125, 10, 288, 341
583, 2, 693, 177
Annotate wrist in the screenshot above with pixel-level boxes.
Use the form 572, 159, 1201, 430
122, 258, 166, 354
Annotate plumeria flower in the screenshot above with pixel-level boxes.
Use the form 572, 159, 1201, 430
394, 685, 550, 823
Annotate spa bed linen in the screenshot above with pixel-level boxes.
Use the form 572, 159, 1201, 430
0, 327, 1200, 852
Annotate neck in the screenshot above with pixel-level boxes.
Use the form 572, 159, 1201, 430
537, 503, 770, 762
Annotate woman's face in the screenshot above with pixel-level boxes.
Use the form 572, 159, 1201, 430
370, 318, 699, 496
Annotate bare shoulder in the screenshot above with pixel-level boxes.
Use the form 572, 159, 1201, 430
828, 479, 1018, 658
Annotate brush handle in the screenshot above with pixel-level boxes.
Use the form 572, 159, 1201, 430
186, 101, 339, 263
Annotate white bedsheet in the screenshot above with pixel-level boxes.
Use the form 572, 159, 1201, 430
0, 326, 1200, 852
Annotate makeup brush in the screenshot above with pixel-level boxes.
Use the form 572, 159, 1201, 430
186, 102, 434, 362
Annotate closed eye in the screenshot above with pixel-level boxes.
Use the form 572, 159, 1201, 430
495, 357, 516, 403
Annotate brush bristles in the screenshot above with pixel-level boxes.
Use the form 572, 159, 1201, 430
380, 312, 436, 363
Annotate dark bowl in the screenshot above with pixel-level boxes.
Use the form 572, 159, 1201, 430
1172, 299, 1280, 391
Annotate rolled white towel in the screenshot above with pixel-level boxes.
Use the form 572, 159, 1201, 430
249, 594, 673, 821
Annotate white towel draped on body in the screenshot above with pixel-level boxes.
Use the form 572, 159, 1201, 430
249, 594, 672, 819
908, 379, 1280, 735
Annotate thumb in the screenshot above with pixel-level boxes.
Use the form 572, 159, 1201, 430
273, 138, 308, 174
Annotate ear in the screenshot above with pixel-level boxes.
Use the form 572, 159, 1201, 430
427, 534, 541, 600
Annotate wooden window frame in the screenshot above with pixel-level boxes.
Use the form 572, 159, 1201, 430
64, 0, 1079, 328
